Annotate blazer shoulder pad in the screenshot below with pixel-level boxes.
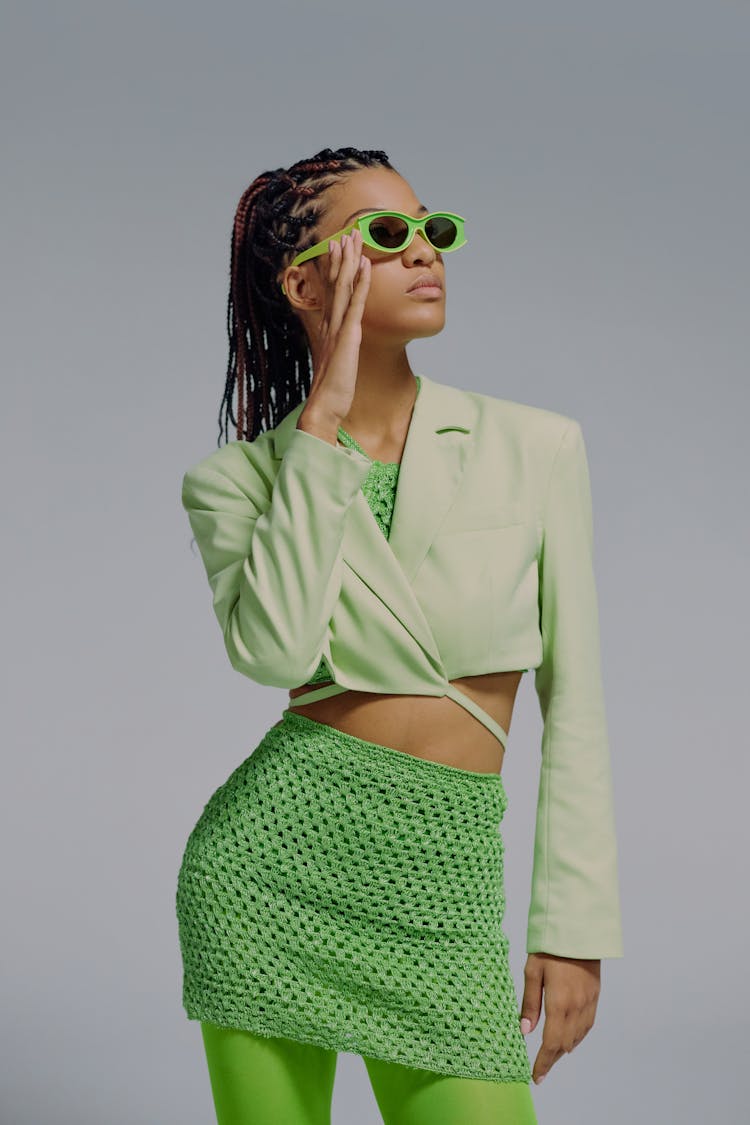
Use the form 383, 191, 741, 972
181, 432, 276, 514
469, 389, 577, 463
474, 388, 573, 433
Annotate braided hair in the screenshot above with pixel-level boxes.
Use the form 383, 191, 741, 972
218, 145, 397, 448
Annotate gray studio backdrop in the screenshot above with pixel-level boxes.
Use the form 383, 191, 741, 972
2, 2, 747, 1122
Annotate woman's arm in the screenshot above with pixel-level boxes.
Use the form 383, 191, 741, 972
182, 424, 371, 687
527, 417, 624, 959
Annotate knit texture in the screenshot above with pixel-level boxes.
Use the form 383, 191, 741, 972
176, 709, 532, 1083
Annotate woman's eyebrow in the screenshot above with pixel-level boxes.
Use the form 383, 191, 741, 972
343, 204, 430, 225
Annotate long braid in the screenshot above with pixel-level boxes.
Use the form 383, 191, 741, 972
218, 146, 396, 447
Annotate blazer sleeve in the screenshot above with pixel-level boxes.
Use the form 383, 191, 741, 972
528, 418, 624, 959
182, 425, 372, 687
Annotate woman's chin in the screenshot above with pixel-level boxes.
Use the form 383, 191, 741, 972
411, 316, 446, 339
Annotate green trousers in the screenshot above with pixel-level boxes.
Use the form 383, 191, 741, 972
200, 1021, 538, 1125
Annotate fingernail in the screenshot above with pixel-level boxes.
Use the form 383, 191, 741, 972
536, 1075, 546, 1085
520, 1018, 531, 1035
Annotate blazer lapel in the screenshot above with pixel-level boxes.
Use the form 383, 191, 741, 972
271, 373, 477, 668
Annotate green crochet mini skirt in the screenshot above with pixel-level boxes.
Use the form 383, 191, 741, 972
176, 709, 532, 1084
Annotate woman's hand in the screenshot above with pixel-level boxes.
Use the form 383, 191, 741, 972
519, 953, 601, 1084
299, 226, 371, 431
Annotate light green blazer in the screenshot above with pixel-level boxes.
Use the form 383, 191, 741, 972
181, 372, 624, 960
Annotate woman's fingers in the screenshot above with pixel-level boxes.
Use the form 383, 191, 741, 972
306, 225, 371, 421
324, 228, 366, 340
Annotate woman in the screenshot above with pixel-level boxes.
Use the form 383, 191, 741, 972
176, 145, 623, 1125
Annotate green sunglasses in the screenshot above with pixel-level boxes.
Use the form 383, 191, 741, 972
280, 210, 466, 295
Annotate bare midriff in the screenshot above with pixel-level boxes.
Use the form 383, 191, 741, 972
286, 670, 525, 776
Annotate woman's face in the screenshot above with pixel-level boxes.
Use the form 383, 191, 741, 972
284, 167, 449, 348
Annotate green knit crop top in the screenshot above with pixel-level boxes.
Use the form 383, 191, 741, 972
305, 375, 421, 686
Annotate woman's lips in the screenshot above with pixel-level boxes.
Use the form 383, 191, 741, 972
407, 285, 443, 297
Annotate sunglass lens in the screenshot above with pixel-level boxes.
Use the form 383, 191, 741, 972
366, 215, 410, 249
424, 215, 458, 249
